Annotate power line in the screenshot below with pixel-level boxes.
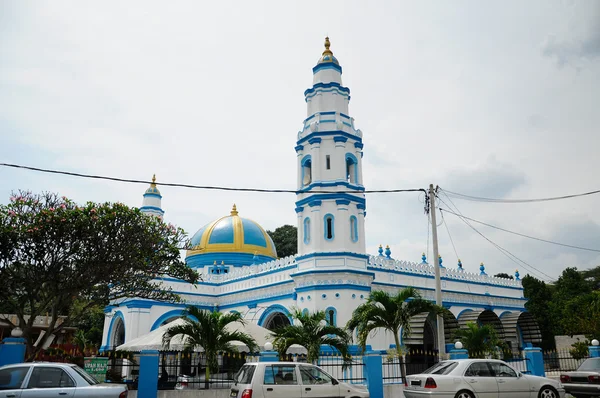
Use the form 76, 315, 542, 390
440, 208, 600, 253
0, 162, 425, 195
437, 193, 555, 282
441, 187, 600, 204
440, 211, 460, 262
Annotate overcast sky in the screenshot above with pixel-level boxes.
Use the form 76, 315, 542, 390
1, 1, 599, 282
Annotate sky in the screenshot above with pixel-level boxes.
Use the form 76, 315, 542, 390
1, 1, 599, 282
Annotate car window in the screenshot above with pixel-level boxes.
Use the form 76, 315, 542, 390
578, 358, 600, 371
235, 364, 256, 384
423, 362, 457, 375
71, 365, 99, 385
299, 366, 333, 385
264, 365, 297, 385
27, 367, 75, 388
0, 367, 30, 390
489, 363, 517, 377
465, 362, 493, 377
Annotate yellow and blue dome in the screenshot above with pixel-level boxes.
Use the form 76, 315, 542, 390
317, 36, 339, 65
186, 205, 277, 268
144, 174, 162, 197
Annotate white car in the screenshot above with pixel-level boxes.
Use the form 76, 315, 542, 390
404, 359, 565, 398
229, 362, 369, 398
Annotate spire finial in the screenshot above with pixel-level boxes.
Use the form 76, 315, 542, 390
323, 36, 333, 56
151, 174, 156, 186
231, 204, 238, 216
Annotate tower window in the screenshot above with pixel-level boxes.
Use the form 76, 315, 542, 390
325, 307, 337, 326
350, 216, 358, 242
301, 155, 312, 186
324, 214, 334, 241
303, 217, 311, 244
326, 155, 331, 170
345, 153, 358, 184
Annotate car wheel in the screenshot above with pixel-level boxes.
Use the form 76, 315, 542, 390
455, 390, 475, 398
538, 386, 558, 398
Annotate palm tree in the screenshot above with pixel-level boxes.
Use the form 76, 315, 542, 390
270, 308, 351, 366
453, 322, 503, 358
162, 306, 258, 388
346, 288, 446, 385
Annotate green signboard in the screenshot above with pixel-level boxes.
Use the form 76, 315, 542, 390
84, 357, 109, 383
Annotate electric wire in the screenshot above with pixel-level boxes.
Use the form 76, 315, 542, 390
0, 162, 425, 195
437, 193, 555, 282
441, 187, 600, 204
440, 210, 460, 263
440, 208, 600, 253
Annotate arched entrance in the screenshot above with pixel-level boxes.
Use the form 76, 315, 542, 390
110, 316, 125, 348
458, 309, 506, 339
263, 312, 291, 331
500, 311, 542, 351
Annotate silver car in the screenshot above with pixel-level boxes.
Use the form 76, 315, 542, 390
0, 362, 128, 398
404, 359, 565, 398
560, 357, 600, 398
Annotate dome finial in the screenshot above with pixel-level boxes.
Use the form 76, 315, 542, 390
151, 174, 157, 186
231, 204, 238, 216
323, 36, 333, 57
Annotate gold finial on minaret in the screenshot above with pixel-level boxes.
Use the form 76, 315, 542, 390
323, 36, 333, 57
151, 174, 157, 187
231, 204, 238, 216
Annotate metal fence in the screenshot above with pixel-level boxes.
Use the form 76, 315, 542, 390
104, 351, 140, 390
318, 355, 366, 385
382, 351, 440, 384
543, 349, 589, 373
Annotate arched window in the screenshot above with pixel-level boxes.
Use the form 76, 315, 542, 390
345, 153, 358, 184
324, 214, 334, 241
325, 307, 337, 326
301, 155, 312, 186
303, 217, 311, 244
350, 216, 358, 242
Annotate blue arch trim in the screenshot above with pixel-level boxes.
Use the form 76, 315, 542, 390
325, 307, 338, 326
301, 155, 312, 188
323, 213, 335, 241
258, 304, 292, 327
301, 154, 312, 166
345, 153, 359, 184
107, 311, 125, 348
151, 309, 187, 331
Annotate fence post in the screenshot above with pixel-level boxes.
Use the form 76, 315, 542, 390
138, 350, 159, 398
523, 344, 545, 377
0, 328, 27, 367
449, 342, 468, 360
259, 342, 279, 362
590, 339, 600, 358
363, 352, 383, 398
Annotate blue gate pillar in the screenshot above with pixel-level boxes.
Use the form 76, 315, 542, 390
590, 339, 600, 358
523, 344, 545, 377
449, 342, 469, 360
0, 328, 27, 367
364, 352, 383, 398
138, 350, 159, 398
259, 342, 279, 362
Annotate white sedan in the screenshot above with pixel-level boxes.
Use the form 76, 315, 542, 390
404, 359, 565, 398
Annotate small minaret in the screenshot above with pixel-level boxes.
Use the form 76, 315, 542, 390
140, 174, 165, 219
295, 37, 366, 259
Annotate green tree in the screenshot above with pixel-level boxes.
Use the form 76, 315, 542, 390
266, 225, 297, 258
522, 274, 558, 350
162, 307, 258, 388
494, 273, 514, 280
270, 308, 351, 366
0, 191, 199, 360
453, 322, 504, 358
346, 288, 445, 385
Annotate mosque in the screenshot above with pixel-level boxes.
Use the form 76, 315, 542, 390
100, 38, 541, 354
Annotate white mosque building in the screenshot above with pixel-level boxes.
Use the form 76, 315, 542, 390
100, 38, 541, 354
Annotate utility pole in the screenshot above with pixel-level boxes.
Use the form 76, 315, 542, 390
429, 184, 446, 355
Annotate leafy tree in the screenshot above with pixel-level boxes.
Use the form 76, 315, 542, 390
270, 308, 351, 366
453, 322, 504, 358
162, 307, 258, 388
266, 225, 297, 258
0, 191, 199, 360
346, 288, 445, 385
522, 274, 558, 349
494, 273, 514, 280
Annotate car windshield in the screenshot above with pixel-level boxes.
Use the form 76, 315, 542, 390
578, 358, 600, 371
234, 364, 256, 385
71, 365, 100, 385
422, 362, 458, 375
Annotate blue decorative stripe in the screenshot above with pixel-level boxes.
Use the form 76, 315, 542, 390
295, 145, 304, 152
219, 293, 295, 310
356, 204, 366, 210
336, 199, 351, 205
291, 268, 375, 278
308, 200, 322, 207
186, 252, 275, 268
354, 142, 364, 149
242, 219, 267, 247
304, 82, 350, 97
208, 217, 234, 244
298, 181, 365, 192
297, 131, 362, 146
304, 112, 350, 124
312, 63, 343, 74
295, 206, 304, 213
334, 136, 348, 143
308, 137, 322, 145
139, 205, 164, 213
296, 193, 366, 208
143, 193, 163, 199
296, 284, 371, 293
295, 251, 370, 261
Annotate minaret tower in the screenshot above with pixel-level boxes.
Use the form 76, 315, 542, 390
294, 37, 367, 266
140, 174, 165, 219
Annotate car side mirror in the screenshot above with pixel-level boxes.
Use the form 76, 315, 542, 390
517, 372, 522, 378
332, 379, 339, 385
